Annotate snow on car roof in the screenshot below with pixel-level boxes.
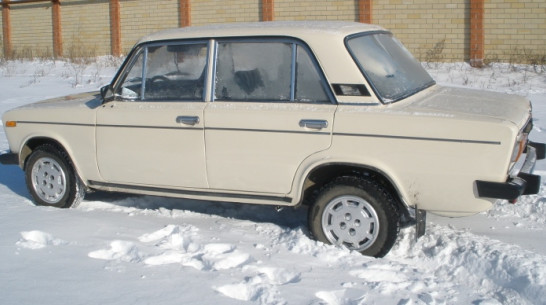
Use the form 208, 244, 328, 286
139, 21, 386, 44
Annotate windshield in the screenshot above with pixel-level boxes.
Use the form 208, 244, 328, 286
346, 32, 435, 103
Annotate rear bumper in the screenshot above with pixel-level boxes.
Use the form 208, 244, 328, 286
0, 151, 18, 165
476, 141, 545, 201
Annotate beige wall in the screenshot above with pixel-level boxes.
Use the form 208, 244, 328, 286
0, 11, 3, 58
485, 0, 546, 63
62, 0, 111, 57
10, 1, 54, 58
1, 0, 545, 63
120, 0, 179, 53
274, 0, 357, 21
192, 0, 261, 26
374, 0, 468, 62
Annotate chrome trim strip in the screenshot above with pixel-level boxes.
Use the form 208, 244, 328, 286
206, 127, 329, 135
17, 121, 94, 127
334, 132, 501, 145
88, 180, 292, 203
16, 121, 499, 144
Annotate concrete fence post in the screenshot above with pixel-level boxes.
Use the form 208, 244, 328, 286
179, 0, 191, 27
109, 0, 121, 57
470, 0, 485, 67
2, 0, 12, 58
52, 0, 62, 58
359, 0, 373, 24
262, 0, 274, 21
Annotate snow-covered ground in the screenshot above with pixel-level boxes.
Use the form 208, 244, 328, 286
1, 58, 545, 305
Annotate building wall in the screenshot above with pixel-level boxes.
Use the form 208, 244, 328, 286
0, 0, 545, 63
61, 0, 111, 57
120, 0, 179, 53
0, 10, 3, 58
192, 0, 261, 26
374, 0, 468, 62
484, 0, 546, 63
10, 1, 54, 58
274, 0, 357, 21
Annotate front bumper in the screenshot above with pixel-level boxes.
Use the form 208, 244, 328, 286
0, 150, 18, 165
476, 141, 545, 201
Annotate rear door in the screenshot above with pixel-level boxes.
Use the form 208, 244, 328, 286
204, 39, 336, 194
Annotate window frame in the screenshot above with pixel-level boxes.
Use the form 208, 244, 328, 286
344, 31, 436, 104
112, 39, 211, 102
211, 37, 336, 105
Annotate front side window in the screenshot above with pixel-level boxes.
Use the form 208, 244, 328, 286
117, 50, 144, 100
214, 40, 331, 103
346, 33, 435, 103
117, 42, 208, 101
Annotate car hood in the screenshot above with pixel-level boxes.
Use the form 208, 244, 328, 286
402, 86, 531, 127
13, 91, 102, 111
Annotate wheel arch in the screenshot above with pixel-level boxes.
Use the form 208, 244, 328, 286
20, 137, 66, 169
297, 162, 412, 224
19, 137, 86, 189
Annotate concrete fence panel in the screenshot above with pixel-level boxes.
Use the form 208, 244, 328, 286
0, 0, 545, 64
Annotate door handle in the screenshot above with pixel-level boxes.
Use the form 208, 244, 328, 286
176, 116, 200, 126
299, 119, 328, 130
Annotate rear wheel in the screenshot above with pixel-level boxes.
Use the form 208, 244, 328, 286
308, 176, 400, 257
25, 144, 84, 208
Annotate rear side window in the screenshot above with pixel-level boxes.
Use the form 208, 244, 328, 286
215, 42, 292, 101
214, 40, 331, 104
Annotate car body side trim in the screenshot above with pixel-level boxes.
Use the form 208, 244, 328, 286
17, 121, 94, 127
88, 180, 293, 203
16, 121, 499, 144
334, 132, 501, 145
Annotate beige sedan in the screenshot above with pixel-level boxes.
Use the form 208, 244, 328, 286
1, 21, 544, 257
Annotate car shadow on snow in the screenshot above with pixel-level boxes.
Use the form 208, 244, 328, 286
0, 164, 31, 199
83, 191, 308, 230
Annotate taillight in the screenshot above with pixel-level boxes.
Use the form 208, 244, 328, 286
511, 133, 528, 163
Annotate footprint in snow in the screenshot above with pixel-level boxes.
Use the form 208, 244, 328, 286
215, 266, 300, 304
139, 225, 252, 271
16, 230, 67, 249
349, 266, 408, 283
315, 289, 367, 305
88, 240, 142, 263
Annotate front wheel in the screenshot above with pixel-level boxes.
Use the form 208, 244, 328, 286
25, 144, 85, 208
308, 176, 400, 257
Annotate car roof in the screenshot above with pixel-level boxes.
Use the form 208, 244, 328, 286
138, 21, 386, 44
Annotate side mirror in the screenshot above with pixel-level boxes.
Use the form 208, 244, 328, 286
100, 85, 114, 102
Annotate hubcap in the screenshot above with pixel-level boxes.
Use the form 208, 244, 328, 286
321, 195, 379, 251
31, 157, 67, 204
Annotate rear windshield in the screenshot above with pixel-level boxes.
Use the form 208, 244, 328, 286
346, 32, 435, 103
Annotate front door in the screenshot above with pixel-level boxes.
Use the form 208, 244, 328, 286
96, 42, 209, 189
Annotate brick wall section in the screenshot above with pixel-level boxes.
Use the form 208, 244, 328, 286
274, 0, 357, 21
192, 0, 260, 26
0, 0, 545, 63
120, 0, 179, 53
0, 6, 4, 58
10, 1, 54, 57
485, 0, 546, 63
374, 0, 469, 62
62, 0, 111, 56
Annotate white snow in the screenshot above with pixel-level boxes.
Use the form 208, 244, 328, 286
1, 58, 546, 305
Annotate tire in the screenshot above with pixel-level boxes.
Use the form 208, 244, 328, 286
308, 176, 400, 257
24, 144, 85, 208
